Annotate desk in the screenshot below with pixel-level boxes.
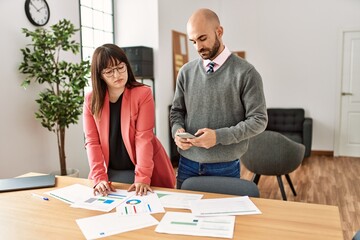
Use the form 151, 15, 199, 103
0, 175, 343, 239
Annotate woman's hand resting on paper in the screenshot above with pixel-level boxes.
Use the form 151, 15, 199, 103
128, 182, 153, 196
93, 180, 116, 196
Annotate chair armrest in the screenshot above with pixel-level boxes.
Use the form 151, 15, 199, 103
302, 118, 313, 157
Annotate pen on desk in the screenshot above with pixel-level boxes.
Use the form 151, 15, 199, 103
32, 193, 49, 201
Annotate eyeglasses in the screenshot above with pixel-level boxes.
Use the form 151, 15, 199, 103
102, 63, 127, 78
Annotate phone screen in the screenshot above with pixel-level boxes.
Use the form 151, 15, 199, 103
176, 132, 196, 139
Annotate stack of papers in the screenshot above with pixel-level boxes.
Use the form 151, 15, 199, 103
46, 184, 165, 239
45, 184, 261, 239
154, 196, 261, 239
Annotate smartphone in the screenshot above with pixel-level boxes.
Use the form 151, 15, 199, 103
176, 132, 197, 139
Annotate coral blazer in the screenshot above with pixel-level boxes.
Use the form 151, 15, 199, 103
83, 86, 175, 188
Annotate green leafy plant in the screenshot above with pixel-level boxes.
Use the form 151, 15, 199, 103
19, 19, 90, 175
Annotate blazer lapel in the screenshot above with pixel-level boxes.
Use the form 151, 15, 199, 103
98, 92, 110, 163
121, 88, 134, 163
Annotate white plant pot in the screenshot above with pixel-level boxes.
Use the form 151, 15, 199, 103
50, 168, 79, 178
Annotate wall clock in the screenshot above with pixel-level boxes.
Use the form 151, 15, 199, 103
24, 0, 50, 26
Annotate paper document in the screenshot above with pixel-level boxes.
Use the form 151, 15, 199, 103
45, 184, 134, 212
45, 183, 94, 204
116, 192, 165, 215
190, 196, 262, 216
76, 212, 158, 239
71, 189, 134, 212
155, 211, 235, 239
155, 190, 203, 209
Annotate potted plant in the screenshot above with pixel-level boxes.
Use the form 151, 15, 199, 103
19, 19, 90, 176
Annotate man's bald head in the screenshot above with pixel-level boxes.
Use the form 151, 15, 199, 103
187, 8, 220, 31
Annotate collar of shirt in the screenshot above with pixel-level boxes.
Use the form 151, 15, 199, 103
203, 46, 232, 72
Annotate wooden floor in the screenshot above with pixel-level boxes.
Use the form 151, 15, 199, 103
240, 155, 360, 240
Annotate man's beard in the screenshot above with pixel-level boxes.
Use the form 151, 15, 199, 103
199, 35, 221, 60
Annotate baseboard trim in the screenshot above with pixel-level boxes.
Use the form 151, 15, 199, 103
310, 150, 334, 157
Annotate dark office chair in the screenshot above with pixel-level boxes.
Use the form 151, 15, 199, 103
241, 130, 305, 201
180, 176, 260, 198
266, 108, 312, 157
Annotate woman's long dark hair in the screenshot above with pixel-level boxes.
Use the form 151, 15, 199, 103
90, 44, 143, 118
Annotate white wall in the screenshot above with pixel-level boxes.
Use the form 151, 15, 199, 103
115, 0, 158, 47
1, 0, 359, 178
0, 0, 88, 178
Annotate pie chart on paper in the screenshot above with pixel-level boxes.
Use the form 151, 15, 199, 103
126, 199, 141, 205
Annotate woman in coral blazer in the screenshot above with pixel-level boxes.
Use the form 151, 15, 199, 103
83, 44, 175, 196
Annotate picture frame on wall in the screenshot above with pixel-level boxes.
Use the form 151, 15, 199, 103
172, 30, 189, 91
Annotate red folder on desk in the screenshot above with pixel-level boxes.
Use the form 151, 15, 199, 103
0, 174, 56, 192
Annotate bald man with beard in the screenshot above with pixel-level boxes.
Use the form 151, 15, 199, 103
170, 8, 268, 189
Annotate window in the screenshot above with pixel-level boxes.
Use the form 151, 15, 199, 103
79, 0, 114, 63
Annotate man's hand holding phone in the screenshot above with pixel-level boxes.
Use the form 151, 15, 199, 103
176, 132, 197, 139
174, 129, 194, 150
187, 128, 216, 149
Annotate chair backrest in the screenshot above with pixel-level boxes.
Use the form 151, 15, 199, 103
241, 130, 305, 176
180, 176, 260, 198
267, 108, 305, 133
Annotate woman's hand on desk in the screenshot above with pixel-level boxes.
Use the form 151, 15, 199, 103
128, 182, 153, 196
93, 180, 115, 196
